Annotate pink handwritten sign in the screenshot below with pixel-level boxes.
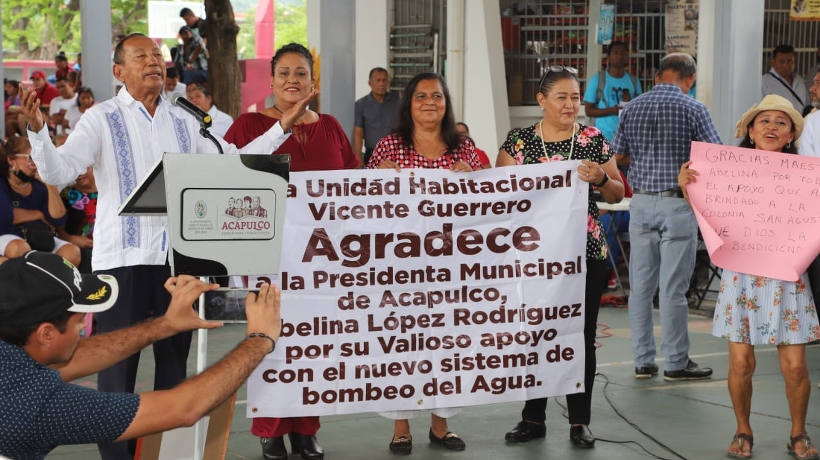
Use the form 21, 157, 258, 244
687, 141, 820, 281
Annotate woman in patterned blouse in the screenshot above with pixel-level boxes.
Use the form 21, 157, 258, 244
367, 72, 481, 455
496, 65, 624, 449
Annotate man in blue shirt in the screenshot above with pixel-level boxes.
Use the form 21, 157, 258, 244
611, 53, 721, 382
583, 41, 642, 141
0, 252, 282, 460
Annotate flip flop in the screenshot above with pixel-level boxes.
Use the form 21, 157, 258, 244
727, 433, 753, 459
788, 433, 820, 460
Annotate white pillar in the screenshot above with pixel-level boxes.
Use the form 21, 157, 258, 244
80, 0, 115, 99
355, 0, 390, 98
699, 0, 764, 145
447, 0, 466, 121
462, 0, 511, 164
315, 0, 356, 140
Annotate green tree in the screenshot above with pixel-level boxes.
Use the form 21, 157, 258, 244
3, 0, 80, 59
236, 7, 256, 59
275, 0, 307, 48
2, 0, 147, 60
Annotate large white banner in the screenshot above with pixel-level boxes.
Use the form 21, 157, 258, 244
247, 162, 589, 417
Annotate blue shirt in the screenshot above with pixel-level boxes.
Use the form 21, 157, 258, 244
0, 340, 140, 460
583, 70, 642, 141
0, 179, 67, 238
610, 83, 722, 191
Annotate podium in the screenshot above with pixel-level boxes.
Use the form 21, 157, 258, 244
119, 152, 289, 460
119, 153, 290, 277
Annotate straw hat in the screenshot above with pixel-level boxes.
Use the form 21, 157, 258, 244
735, 94, 804, 140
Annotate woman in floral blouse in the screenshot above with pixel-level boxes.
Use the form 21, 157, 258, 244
496, 65, 624, 449
679, 95, 819, 460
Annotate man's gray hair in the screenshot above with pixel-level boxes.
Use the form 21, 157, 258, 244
658, 53, 697, 79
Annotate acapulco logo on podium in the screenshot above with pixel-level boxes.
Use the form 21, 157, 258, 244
180, 188, 277, 241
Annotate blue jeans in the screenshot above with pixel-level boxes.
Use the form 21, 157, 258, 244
627, 194, 697, 371
181, 68, 208, 85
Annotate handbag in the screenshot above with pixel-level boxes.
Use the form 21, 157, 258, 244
3, 179, 56, 252
21, 220, 56, 252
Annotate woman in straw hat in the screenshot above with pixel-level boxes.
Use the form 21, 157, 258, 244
679, 94, 820, 460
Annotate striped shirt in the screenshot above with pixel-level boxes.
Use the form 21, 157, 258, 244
610, 83, 722, 191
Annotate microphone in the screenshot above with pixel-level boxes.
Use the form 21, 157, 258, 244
170, 92, 212, 128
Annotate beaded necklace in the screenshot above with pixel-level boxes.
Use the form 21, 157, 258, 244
538, 120, 576, 161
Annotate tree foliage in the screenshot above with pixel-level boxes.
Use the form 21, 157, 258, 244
2, 0, 147, 60
275, 1, 307, 48
3, 0, 79, 59
236, 7, 256, 59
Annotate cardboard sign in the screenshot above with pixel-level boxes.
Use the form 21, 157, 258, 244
687, 142, 820, 281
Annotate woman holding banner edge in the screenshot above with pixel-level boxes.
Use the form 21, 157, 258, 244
367, 72, 482, 455
224, 43, 358, 460
678, 94, 819, 460
495, 65, 623, 449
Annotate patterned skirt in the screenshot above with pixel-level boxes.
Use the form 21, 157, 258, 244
712, 269, 820, 345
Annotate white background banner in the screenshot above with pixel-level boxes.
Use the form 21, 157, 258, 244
247, 162, 589, 417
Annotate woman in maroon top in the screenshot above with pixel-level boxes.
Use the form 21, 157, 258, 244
223, 43, 357, 460
367, 73, 481, 455
224, 44, 358, 173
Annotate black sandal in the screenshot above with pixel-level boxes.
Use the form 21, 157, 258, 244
727, 433, 753, 459
788, 433, 820, 460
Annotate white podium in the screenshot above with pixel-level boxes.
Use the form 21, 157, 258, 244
119, 153, 290, 276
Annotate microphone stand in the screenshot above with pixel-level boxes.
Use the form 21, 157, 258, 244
199, 124, 223, 154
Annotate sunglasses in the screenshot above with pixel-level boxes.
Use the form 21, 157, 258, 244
538, 65, 579, 87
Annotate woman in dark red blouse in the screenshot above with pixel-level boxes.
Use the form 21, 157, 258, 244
224, 45, 358, 173
224, 43, 357, 460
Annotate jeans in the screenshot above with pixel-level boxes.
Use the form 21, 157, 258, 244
627, 194, 697, 371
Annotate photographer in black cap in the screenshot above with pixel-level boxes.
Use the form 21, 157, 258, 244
0, 251, 282, 460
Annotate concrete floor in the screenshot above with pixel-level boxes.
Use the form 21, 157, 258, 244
48, 293, 820, 460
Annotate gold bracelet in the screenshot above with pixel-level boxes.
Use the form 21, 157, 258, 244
246, 332, 276, 353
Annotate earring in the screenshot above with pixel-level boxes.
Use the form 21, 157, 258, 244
270, 84, 273, 89
750, 138, 754, 145
786, 141, 791, 149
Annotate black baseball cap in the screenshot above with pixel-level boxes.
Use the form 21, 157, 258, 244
0, 252, 118, 327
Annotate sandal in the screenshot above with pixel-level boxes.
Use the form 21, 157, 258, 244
727, 433, 753, 459
788, 433, 820, 460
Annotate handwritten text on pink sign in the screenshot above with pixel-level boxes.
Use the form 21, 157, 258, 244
687, 142, 820, 281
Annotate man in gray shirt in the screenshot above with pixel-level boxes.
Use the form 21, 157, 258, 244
354, 67, 398, 166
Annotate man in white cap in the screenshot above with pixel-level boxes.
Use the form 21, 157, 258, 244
0, 252, 282, 460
